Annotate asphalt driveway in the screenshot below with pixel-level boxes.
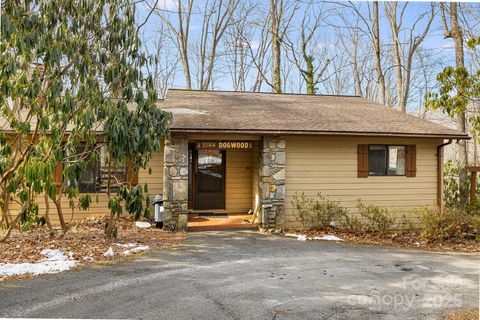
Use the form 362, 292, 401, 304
0, 230, 478, 319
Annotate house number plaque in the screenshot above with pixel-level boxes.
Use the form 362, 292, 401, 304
196, 141, 253, 150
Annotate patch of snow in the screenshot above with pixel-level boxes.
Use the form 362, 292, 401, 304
297, 235, 307, 241
104, 244, 150, 257
135, 221, 151, 228
284, 233, 343, 242
103, 247, 115, 257
0, 249, 77, 276
284, 233, 308, 241
121, 245, 150, 256
284, 233, 299, 238
114, 243, 137, 248
313, 235, 344, 241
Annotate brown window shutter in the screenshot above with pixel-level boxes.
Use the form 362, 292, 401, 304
54, 163, 63, 186
127, 163, 139, 186
406, 145, 417, 177
357, 144, 368, 178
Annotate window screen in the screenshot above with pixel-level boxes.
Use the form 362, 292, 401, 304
368, 145, 387, 176
368, 145, 406, 176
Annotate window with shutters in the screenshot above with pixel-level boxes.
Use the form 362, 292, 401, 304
368, 145, 406, 176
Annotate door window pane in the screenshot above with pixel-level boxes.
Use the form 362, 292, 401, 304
197, 150, 223, 193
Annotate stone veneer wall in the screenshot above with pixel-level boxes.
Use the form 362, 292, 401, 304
163, 136, 189, 231
259, 136, 286, 228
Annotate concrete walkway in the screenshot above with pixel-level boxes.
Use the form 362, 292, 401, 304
0, 231, 478, 319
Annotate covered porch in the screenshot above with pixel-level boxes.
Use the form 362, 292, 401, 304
162, 135, 286, 231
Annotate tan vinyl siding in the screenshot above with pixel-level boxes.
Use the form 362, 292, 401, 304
138, 148, 164, 198
224, 149, 253, 212
7, 194, 113, 224
282, 136, 442, 228
6, 147, 165, 224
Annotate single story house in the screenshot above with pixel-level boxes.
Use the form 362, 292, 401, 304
139, 89, 468, 230
2, 89, 470, 230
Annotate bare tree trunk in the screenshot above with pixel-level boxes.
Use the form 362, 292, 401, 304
156, 0, 193, 89
53, 191, 68, 237
384, 2, 434, 112
0, 193, 11, 227
44, 193, 55, 239
207, 0, 238, 89
386, 3, 404, 111
373, 1, 386, 105
271, 0, 282, 93
0, 200, 29, 243
105, 152, 115, 239
352, 41, 363, 96
250, 17, 271, 92
178, 0, 193, 89
441, 2, 468, 207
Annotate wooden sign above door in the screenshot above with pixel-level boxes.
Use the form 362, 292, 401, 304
196, 141, 253, 150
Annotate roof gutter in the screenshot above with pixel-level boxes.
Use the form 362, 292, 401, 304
436, 139, 453, 211
170, 128, 470, 140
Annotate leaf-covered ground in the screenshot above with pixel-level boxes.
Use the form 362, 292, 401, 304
0, 217, 186, 282
282, 229, 480, 253
444, 308, 479, 320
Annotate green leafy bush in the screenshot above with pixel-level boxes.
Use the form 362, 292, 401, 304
466, 198, 480, 215
396, 214, 419, 234
355, 200, 396, 234
291, 192, 349, 230
443, 160, 471, 208
415, 206, 480, 240
20, 203, 45, 231
342, 214, 364, 233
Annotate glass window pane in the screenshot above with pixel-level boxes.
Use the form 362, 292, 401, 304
79, 160, 97, 193
197, 150, 222, 169
388, 146, 405, 175
368, 145, 387, 176
197, 150, 223, 193
96, 145, 127, 193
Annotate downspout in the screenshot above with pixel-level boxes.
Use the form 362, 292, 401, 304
436, 139, 453, 211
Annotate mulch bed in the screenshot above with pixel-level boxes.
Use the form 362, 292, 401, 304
283, 229, 480, 253
0, 217, 187, 282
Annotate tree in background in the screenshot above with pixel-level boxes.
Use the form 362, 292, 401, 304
439, 2, 470, 207
0, 0, 170, 240
154, 0, 194, 90
426, 37, 480, 206
285, 1, 332, 95
269, 0, 298, 93
427, 37, 480, 137
383, 2, 434, 112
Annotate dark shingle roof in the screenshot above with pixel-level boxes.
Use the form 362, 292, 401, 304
159, 89, 469, 139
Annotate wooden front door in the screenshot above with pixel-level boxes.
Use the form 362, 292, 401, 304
194, 149, 226, 210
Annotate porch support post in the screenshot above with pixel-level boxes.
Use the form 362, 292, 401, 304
163, 136, 189, 231
259, 136, 286, 229
467, 166, 480, 205
470, 171, 477, 204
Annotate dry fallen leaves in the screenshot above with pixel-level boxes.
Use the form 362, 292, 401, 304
283, 229, 480, 253
0, 217, 186, 282
444, 308, 479, 320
